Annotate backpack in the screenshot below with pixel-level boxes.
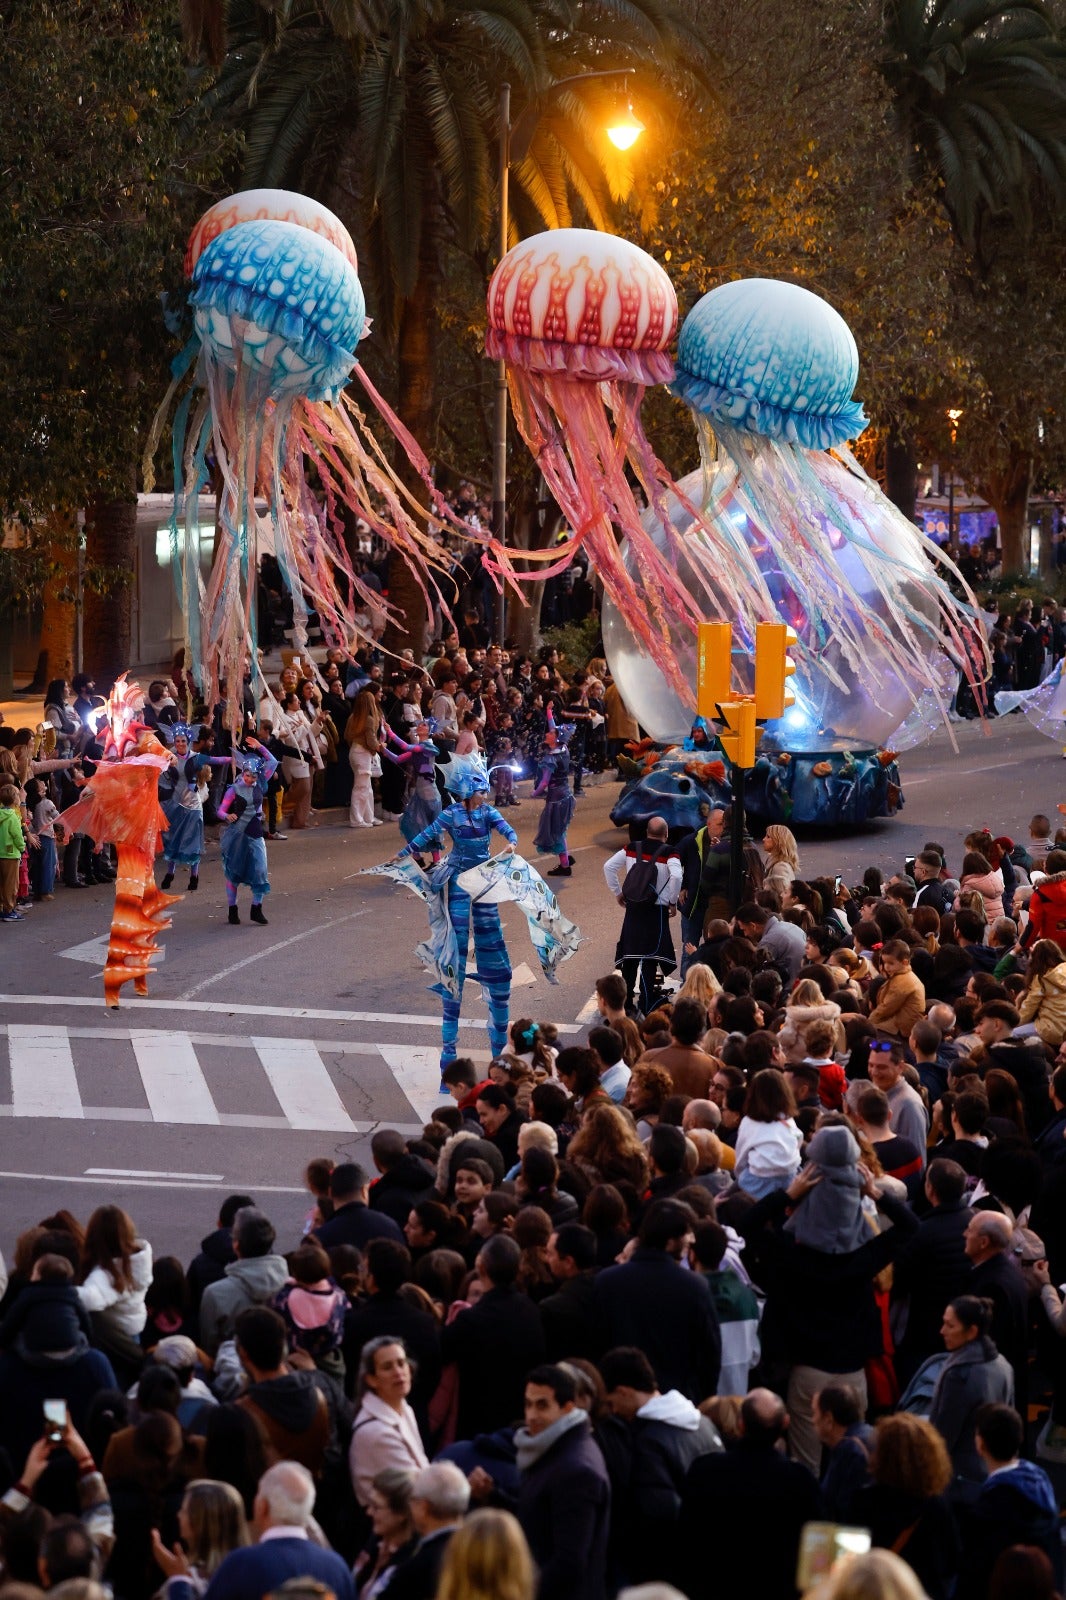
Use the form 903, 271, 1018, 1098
622, 841, 669, 906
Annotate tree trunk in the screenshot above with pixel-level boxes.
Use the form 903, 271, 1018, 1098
84, 476, 137, 687
884, 422, 918, 522
981, 445, 1033, 576
37, 510, 79, 685
384, 229, 440, 657
507, 477, 563, 653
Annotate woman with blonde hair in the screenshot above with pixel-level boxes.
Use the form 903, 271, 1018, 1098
763, 824, 799, 900
346, 689, 384, 829
437, 1508, 535, 1600
809, 1549, 930, 1600
151, 1478, 249, 1596
777, 977, 845, 1064
675, 962, 723, 1012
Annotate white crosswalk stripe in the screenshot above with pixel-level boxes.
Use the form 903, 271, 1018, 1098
0, 1024, 444, 1132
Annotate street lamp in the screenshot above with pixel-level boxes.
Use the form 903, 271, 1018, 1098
946, 406, 963, 541
492, 70, 643, 647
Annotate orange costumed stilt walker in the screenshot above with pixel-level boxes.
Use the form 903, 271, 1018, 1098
58, 676, 183, 1007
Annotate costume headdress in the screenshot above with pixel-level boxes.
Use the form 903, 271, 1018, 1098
442, 752, 491, 799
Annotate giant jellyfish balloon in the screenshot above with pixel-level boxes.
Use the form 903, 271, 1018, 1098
485, 230, 773, 699
148, 190, 511, 723
664, 278, 987, 733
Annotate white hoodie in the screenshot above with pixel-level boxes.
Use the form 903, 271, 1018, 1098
637, 1389, 704, 1430
734, 1116, 802, 1180
77, 1240, 153, 1337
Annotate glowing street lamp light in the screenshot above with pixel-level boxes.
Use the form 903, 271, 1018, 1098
606, 103, 646, 151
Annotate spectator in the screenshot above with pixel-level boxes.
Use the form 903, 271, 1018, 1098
349, 1338, 429, 1511
928, 1295, 1015, 1492
956, 1404, 1064, 1599
198, 1209, 288, 1358
379, 1462, 470, 1600
512, 1364, 611, 1600
594, 1201, 721, 1401
233, 1307, 330, 1477
351, 1468, 418, 1600
850, 1414, 959, 1600
539, 1226, 605, 1363
368, 1134, 436, 1228
439, 1236, 546, 1437
314, 1166, 405, 1252
812, 1383, 873, 1521
599, 1346, 722, 1582
893, 1160, 974, 1382
436, 1509, 533, 1600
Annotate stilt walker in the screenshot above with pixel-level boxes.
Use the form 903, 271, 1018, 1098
533, 711, 576, 879
392, 755, 518, 1071
217, 739, 278, 925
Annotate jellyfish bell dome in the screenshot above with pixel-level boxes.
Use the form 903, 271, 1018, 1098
674, 277, 867, 449
485, 226, 677, 381
602, 460, 944, 754
190, 218, 367, 402
185, 188, 359, 279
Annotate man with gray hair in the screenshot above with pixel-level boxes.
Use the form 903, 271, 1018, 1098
965, 1209, 1030, 1413
194, 1463, 355, 1600
198, 1208, 288, 1356
379, 1462, 469, 1600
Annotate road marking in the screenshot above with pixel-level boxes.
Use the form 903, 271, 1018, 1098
511, 962, 536, 988
130, 1029, 221, 1125
60, 935, 165, 966
179, 908, 373, 1000
9, 1025, 83, 1119
0, 996, 580, 1032
253, 1037, 357, 1131
905, 759, 1025, 787
376, 1043, 448, 1124
85, 1167, 224, 1180
0, 1169, 307, 1193
575, 993, 600, 1025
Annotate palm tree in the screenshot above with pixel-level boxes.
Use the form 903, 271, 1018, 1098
882, 0, 1066, 255
184, 0, 711, 646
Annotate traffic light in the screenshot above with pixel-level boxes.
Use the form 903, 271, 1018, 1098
716, 697, 757, 768
697, 622, 733, 720
754, 622, 798, 721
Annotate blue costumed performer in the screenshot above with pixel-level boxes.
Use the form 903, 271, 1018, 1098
533, 711, 576, 878
394, 753, 518, 1071
383, 720, 443, 854
216, 737, 279, 926
158, 723, 230, 892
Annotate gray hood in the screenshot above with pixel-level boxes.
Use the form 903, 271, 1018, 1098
223, 1254, 289, 1295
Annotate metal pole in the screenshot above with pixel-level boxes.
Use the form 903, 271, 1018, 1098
729, 765, 746, 910
493, 81, 511, 650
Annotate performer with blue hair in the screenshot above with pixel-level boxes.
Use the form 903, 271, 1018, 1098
158, 723, 230, 893
393, 753, 518, 1070
216, 738, 279, 926
533, 711, 576, 879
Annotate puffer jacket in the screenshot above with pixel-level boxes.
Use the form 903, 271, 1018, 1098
778, 1001, 846, 1063
956, 869, 1005, 921
76, 1242, 153, 1338
1019, 961, 1066, 1045
1024, 872, 1066, 947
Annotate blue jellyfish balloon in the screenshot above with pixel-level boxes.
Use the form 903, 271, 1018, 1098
147, 192, 511, 726
670, 278, 986, 728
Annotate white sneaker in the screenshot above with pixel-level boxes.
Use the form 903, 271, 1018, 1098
371, 818, 385, 825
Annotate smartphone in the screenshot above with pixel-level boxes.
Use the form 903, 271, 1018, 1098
796, 1523, 871, 1591
905, 855, 916, 877
834, 875, 842, 892
43, 1399, 68, 1444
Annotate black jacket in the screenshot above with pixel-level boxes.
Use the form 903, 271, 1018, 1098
539, 1273, 606, 1363
982, 1037, 1053, 1135
620, 1409, 722, 1583
380, 1526, 455, 1600
679, 1440, 823, 1599
741, 1188, 919, 1374
915, 879, 953, 916
484, 1109, 527, 1172
440, 1285, 547, 1437
186, 1226, 237, 1314
594, 1249, 721, 1401
893, 1199, 975, 1378
851, 1484, 960, 1600
956, 1462, 1064, 1600
969, 1252, 1030, 1405
369, 1157, 436, 1227
342, 1293, 442, 1415
314, 1201, 404, 1252
516, 1416, 611, 1600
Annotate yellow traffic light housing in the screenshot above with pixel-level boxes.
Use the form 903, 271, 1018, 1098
716, 697, 757, 768
754, 622, 798, 721
697, 622, 733, 719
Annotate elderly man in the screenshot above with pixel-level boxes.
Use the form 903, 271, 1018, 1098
196, 1463, 355, 1600
380, 1463, 470, 1600
604, 817, 683, 1015
966, 1211, 1030, 1412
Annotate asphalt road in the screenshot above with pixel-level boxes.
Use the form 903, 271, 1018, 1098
1, 710, 1062, 1265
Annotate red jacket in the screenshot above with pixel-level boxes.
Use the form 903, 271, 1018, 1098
1025, 874, 1066, 946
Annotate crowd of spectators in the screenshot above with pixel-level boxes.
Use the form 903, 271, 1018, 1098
3, 812, 1066, 1599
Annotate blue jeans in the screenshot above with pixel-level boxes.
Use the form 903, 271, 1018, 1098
680, 912, 701, 976
35, 837, 56, 897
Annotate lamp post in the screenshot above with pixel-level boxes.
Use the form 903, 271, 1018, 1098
946, 406, 963, 542
492, 70, 642, 648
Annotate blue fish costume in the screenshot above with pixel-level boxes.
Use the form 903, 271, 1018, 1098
394, 754, 517, 1070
